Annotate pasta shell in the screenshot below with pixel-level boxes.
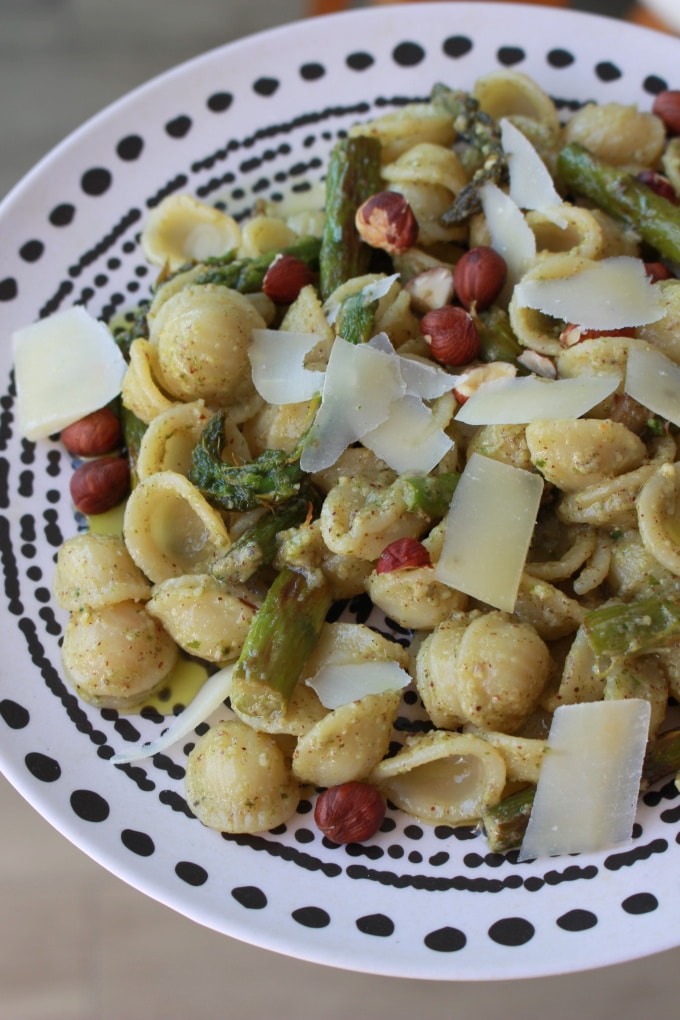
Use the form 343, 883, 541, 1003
370, 730, 506, 827
140, 194, 241, 271
53, 533, 151, 610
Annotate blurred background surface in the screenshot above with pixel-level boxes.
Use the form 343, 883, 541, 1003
1, 2, 679, 1017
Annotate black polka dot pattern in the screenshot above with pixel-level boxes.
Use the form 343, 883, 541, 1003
1, 5, 679, 980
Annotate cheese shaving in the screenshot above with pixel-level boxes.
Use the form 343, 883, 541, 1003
306, 660, 411, 710
455, 373, 620, 425
249, 329, 324, 404
501, 118, 567, 226
479, 181, 536, 287
624, 344, 680, 427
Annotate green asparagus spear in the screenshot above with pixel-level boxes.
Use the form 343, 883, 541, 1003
557, 142, 680, 264
641, 728, 680, 790
482, 786, 535, 853
189, 400, 319, 513
334, 290, 378, 344
210, 488, 321, 584
193, 235, 321, 291
583, 596, 680, 658
473, 306, 525, 366
400, 472, 459, 518
318, 136, 383, 300
430, 83, 508, 225
120, 405, 148, 488
230, 566, 332, 722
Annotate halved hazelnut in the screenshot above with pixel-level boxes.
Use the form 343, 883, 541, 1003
405, 266, 455, 313
453, 361, 517, 404
355, 191, 419, 255
453, 246, 507, 311
421, 305, 480, 366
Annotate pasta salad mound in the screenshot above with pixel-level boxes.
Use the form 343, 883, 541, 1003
16, 69, 680, 859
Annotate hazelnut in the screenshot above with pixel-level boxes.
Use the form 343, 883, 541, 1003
453, 246, 507, 311
262, 253, 314, 304
314, 781, 386, 844
453, 361, 517, 404
636, 170, 678, 205
376, 536, 432, 574
653, 90, 680, 135
70, 456, 130, 515
421, 305, 480, 366
645, 261, 674, 283
405, 266, 455, 313
61, 407, 123, 457
355, 191, 419, 255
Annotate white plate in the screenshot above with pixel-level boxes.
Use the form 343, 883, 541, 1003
1, 2, 680, 982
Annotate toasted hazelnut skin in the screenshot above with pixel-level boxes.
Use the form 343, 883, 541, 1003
376, 536, 432, 574
355, 191, 419, 254
69, 456, 130, 515
653, 90, 680, 136
636, 170, 678, 204
61, 407, 123, 457
421, 305, 480, 366
314, 781, 386, 844
453, 246, 507, 311
262, 253, 314, 304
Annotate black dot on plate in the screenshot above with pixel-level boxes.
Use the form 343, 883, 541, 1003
49, 203, 75, 227
595, 61, 622, 83
356, 913, 394, 937
497, 46, 526, 67
0, 277, 18, 302
488, 916, 535, 947
81, 167, 112, 196
121, 829, 155, 857
556, 909, 598, 932
70, 789, 110, 823
392, 41, 425, 67
231, 885, 267, 910
116, 135, 144, 161
622, 892, 658, 915
300, 62, 325, 81
547, 48, 575, 69
25, 751, 61, 782
346, 51, 374, 71
424, 926, 467, 953
0, 700, 29, 729
253, 77, 279, 97
644, 75, 668, 95
175, 861, 208, 886
292, 906, 330, 929
207, 92, 233, 113
443, 35, 473, 59
165, 115, 192, 139
19, 240, 44, 262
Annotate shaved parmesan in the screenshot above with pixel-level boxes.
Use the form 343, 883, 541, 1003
299, 336, 405, 473
362, 393, 453, 474
109, 664, 234, 764
455, 373, 619, 425
249, 329, 324, 404
501, 118, 566, 224
479, 181, 536, 286
514, 256, 663, 330
306, 660, 411, 710
518, 699, 651, 860
625, 344, 680, 426
369, 333, 457, 398
13, 306, 127, 441
435, 453, 543, 612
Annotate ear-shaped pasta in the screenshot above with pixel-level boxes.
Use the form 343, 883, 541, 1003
291, 690, 401, 787
525, 418, 646, 492
62, 601, 178, 708
382, 142, 469, 197
53, 533, 151, 610
121, 338, 175, 425
365, 562, 468, 631
463, 725, 547, 784
320, 478, 428, 560
147, 574, 257, 662
238, 214, 297, 258
473, 69, 561, 135
388, 181, 467, 246
543, 623, 602, 712
514, 574, 585, 640
274, 521, 373, 601
466, 423, 533, 471
149, 283, 265, 406
349, 103, 456, 164
416, 611, 551, 733
607, 527, 679, 598
526, 206, 612, 262
140, 194, 241, 271
564, 101, 665, 168
136, 399, 212, 480
637, 463, 680, 576
242, 399, 316, 457
184, 718, 301, 833
123, 470, 231, 583
509, 253, 591, 356
370, 730, 506, 827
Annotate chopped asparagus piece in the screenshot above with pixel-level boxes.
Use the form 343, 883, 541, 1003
482, 786, 535, 853
642, 728, 680, 790
557, 142, 680, 264
318, 136, 383, 300
334, 291, 377, 345
474, 306, 524, 366
583, 597, 680, 658
193, 235, 320, 291
401, 472, 459, 518
430, 83, 508, 225
230, 566, 332, 722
